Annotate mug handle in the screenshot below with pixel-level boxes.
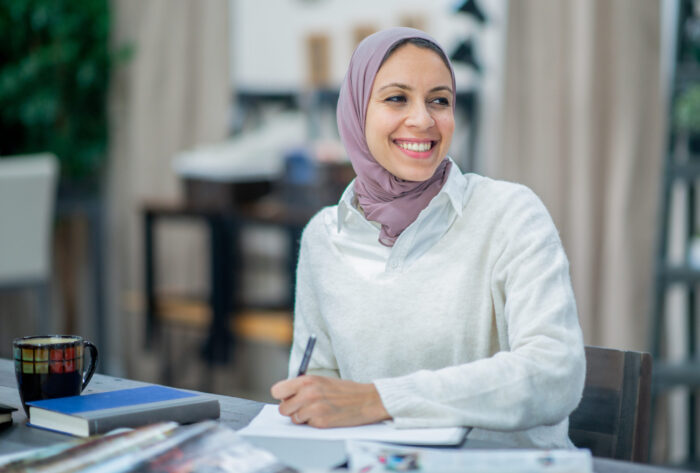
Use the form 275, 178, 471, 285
81, 340, 99, 391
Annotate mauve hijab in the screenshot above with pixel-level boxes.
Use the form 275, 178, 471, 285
337, 27, 455, 247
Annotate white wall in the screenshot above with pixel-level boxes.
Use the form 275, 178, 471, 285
230, 0, 492, 91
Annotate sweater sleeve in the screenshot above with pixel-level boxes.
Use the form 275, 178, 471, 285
373, 187, 586, 431
287, 216, 340, 379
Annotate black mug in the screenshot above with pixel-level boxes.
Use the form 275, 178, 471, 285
13, 335, 98, 415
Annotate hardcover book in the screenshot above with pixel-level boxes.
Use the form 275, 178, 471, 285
27, 385, 220, 437
0, 402, 17, 426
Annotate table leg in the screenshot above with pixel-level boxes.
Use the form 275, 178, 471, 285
201, 215, 235, 364
144, 211, 157, 348
287, 225, 303, 308
88, 201, 106, 371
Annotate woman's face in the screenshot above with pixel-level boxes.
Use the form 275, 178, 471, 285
364, 44, 455, 182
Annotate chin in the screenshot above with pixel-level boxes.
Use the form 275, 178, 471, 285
393, 160, 444, 182
394, 168, 439, 182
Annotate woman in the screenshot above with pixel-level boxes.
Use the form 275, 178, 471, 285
271, 27, 585, 449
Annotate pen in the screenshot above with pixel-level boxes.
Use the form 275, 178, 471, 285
297, 335, 317, 376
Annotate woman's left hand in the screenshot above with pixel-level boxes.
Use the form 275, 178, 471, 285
270, 375, 391, 428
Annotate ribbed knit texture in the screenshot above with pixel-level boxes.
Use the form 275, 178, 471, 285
288, 173, 586, 448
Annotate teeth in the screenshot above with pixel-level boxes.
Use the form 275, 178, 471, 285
397, 141, 432, 152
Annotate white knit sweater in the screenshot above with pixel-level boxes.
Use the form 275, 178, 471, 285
288, 170, 586, 449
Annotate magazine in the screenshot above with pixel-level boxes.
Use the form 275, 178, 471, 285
1, 421, 296, 473
84, 421, 296, 473
346, 440, 593, 473
2, 422, 178, 472
132, 422, 295, 473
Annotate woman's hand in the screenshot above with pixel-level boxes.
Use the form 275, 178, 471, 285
270, 375, 391, 428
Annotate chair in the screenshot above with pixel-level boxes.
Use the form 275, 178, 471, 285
0, 153, 59, 333
569, 345, 652, 462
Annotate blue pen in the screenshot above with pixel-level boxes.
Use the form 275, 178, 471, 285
297, 335, 317, 376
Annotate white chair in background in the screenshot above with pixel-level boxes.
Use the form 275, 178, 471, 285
0, 153, 58, 333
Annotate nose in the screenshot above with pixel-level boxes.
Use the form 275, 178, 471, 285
405, 102, 435, 129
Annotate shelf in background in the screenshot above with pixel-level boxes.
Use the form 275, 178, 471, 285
675, 62, 700, 87
653, 360, 700, 391
657, 265, 700, 283
668, 161, 700, 180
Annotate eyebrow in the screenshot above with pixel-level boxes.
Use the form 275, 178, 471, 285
377, 82, 454, 95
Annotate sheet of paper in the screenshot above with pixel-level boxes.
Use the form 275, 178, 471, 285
238, 404, 468, 446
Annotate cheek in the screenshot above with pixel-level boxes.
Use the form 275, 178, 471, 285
366, 113, 394, 147
364, 124, 382, 155
437, 115, 455, 146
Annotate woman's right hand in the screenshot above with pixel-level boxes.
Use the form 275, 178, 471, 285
270, 375, 391, 428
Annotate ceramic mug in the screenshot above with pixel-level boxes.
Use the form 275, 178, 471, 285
13, 335, 98, 415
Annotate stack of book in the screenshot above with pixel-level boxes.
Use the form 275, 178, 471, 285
0, 402, 16, 427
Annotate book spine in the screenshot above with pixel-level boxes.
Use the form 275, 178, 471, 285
87, 399, 220, 434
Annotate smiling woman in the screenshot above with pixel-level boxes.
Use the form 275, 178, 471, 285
270, 27, 586, 450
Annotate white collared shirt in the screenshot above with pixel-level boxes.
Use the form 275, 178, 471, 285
332, 158, 469, 276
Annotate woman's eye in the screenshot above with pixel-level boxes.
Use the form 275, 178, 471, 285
431, 97, 450, 106
385, 95, 407, 103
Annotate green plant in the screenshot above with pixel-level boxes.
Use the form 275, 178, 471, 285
675, 84, 700, 133
0, 1, 130, 183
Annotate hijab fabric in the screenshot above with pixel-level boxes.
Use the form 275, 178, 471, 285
336, 27, 455, 246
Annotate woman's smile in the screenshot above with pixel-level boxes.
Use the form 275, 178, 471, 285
393, 138, 437, 159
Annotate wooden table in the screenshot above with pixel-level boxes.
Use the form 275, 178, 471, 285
0, 359, 261, 454
0, 360, 691, 472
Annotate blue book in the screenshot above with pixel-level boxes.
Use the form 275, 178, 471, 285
27, 385, 220, 437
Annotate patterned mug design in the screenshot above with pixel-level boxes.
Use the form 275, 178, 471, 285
13, 335, 98, 415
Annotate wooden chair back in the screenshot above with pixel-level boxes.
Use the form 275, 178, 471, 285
568, 345, 652, 462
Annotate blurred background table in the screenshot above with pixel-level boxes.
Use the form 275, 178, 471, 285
142, 161, 354, 385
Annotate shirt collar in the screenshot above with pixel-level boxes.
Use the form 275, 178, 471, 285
336, 157, 467, 233
337, 179, 358, 233
441, 158, 467, 217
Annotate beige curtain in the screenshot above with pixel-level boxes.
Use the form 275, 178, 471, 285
497, 0, 664, 351
107, 0, 231, 373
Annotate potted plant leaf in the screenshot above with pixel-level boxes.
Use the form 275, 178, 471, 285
0, 0, 131, 189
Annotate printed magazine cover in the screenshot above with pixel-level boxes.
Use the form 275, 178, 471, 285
1, 421, 296, 473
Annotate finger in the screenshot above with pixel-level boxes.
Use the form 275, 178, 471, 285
277, 392, 309, 417
277, 397, 305, 423
292, 411, 306, 424
278, 380, 321, 418
271, 375, 316, 400
270, 378, 301, 400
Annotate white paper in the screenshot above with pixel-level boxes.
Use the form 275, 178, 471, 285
238, 404, 468, 446
347, 440, 594, 473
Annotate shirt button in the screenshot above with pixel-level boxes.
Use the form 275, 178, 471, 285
390, 261, 398, 269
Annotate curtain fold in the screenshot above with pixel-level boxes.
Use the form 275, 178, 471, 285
498, 0, 664, 351
107, 0, 231, 373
